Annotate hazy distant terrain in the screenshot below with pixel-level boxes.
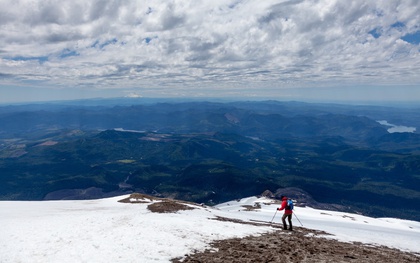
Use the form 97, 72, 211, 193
0, 99, 419, 220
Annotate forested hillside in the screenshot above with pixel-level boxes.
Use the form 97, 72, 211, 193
1, 100, 419, 220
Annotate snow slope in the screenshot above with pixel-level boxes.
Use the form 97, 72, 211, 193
1, 195, 419, 262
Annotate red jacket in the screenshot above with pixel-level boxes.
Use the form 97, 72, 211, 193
278, 196, 293, 215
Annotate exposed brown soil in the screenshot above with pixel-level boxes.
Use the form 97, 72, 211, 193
173, 217, 420, 263
118, 193, 160, 203
118, 193, 197, 213
147, 201, 195, 213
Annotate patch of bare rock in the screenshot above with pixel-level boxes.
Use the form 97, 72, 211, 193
172, 224, 419, 263
118, 193, 196, 213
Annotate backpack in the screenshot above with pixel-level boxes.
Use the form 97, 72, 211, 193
286, 199, 294, 210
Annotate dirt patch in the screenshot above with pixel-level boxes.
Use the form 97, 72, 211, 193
118, 193, 159, 203
172, 221, 420, 263
118, 193, 198, 213
147, 201, 195, 213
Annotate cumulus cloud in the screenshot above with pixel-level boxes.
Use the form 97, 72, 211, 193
0, 0, 419, 98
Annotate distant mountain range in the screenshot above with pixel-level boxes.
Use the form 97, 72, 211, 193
0, 99, 419, 220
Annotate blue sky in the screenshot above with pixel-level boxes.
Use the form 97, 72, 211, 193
0, 0, 419, 104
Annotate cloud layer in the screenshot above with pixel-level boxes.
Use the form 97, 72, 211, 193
0, 0, 419, 98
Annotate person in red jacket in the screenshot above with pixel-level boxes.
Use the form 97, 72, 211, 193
277, 195, 293, 231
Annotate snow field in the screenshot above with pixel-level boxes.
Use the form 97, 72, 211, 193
0, 196, 274, 263
1, 195, 419, 262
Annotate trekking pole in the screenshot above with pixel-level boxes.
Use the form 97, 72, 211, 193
270, 209, 278, 223
293, 211, 304, 226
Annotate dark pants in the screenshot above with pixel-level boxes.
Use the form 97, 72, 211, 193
282, 213, 293, 230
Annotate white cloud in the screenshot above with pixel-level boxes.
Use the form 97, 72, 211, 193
0, 0, 419, 101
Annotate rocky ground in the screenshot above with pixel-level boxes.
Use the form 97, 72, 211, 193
172, 226, 420, 262
172, 210, 419, 263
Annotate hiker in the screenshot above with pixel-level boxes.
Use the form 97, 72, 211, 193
277, 195, 293, 231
